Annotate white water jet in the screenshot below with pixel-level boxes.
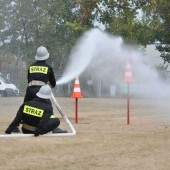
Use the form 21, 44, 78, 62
56, 28, 170, 99
56, 28, 123, 85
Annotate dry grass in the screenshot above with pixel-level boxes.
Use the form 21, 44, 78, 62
0, 97, 170, 170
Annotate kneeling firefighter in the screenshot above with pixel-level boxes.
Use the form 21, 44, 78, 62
12, 46, 56, 133
5, 85, 66, 136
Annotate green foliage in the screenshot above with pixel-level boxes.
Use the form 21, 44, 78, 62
0, 0, 78, 70
154, 0, 170, 63
0, 0, 169, 71
155, 0, 170, 43
66, 21, 86, 31
156, 45, 170, 64
104, 0, 160, 46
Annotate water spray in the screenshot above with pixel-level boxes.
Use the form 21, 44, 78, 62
56, 28, 170, 99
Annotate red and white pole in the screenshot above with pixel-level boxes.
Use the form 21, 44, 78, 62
71, 77, 84, 124
127, 83, 130, 124
75, 98, 78, 123
123, 61, 133, 125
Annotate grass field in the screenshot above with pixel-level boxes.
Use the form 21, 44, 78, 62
0, 97, 170, 170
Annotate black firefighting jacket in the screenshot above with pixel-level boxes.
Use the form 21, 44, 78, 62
5, 97, 55, 134
28, 60, 56, 88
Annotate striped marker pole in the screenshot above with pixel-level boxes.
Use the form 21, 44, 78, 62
71, 77, 83, 123
123, 61, 133, 125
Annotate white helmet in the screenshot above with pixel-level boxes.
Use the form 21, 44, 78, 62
35, 46, 49, 61
36, 84, 52, 99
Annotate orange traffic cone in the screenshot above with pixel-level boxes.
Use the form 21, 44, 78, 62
71, 77, 84, 98
123, 61, 133, 83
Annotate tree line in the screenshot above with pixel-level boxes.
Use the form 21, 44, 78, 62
0, 0, 169, 93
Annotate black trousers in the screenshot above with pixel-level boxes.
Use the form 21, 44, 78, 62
24, 86, 41, 102
22, 118, 60, 135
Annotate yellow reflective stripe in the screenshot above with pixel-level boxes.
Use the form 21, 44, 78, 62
23, 105, 44, 117
29, 66, 48, 74
50, 115, 56, 118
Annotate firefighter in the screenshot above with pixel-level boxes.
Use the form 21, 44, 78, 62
12, 46, 56, 133
24, 46, 56, 102
5, 85, 66, 136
